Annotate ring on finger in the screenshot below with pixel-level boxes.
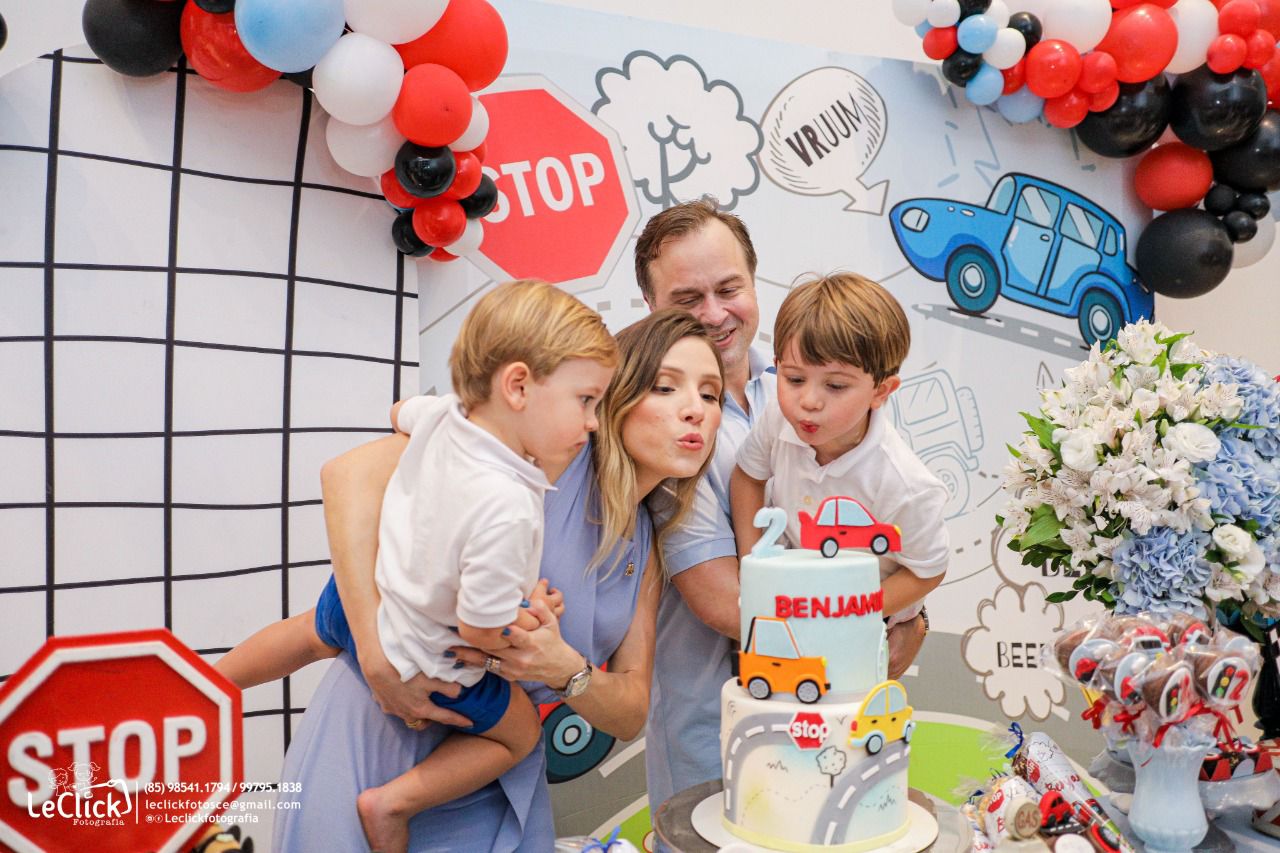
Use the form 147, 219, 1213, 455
405, 718, 426, 730
484, 656, 502, 674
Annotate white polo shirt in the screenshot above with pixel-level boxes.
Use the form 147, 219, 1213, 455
374, 395, 552, 685
735, 400, 950, 622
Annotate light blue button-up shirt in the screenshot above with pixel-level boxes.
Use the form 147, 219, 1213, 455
645, 347, 775, 813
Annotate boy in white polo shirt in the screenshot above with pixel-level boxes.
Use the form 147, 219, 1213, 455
216, 280, 617, 853
730, 273, 949, 624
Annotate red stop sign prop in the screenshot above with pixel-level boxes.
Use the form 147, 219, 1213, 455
474, 74, 639, 290
0, 630, 242, 852
788, 711, 829, 750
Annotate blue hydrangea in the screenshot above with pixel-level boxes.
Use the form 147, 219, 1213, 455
1113, 526, 1212, 614
1201, 355, 1280, 458
1196, 436, 1280, 532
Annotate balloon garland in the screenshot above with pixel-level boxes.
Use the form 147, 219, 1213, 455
896, 0, 1280, 298
82, 0, 508, 264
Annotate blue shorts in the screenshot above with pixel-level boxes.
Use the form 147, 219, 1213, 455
313, 575, 511, 735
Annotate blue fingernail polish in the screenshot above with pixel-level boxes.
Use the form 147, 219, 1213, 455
444, 650, 456, 658
502, 627, 511, 636
520, 599, 530, 608
452, 661, 465, 669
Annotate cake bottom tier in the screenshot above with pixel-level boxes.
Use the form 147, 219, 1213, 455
720, 681, 911, 852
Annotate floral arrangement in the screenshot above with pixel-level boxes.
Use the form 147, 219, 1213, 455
1000, 320, 1280, 639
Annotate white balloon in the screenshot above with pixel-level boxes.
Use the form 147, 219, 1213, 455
448, 99, 490, 151
1014, 0, 1051, 20
985, 0, 1011, 28
326, 113, 405, 177
313, 33, 404, 126
893, 0, 932, 26
984, 28, 1027, 69
1167, 0, 1219, 74
1231, 213, 1276, 267
445, 218, 485, 256
1043, 0, 1112, 52
344, 0, 449, 46
927, 0, 962, 28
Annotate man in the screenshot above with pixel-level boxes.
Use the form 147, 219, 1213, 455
638, 200, 930, 815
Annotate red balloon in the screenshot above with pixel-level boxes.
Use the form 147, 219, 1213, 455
1089, 81, 1121, 112
1146, 0, 1178, 6
393, 63, 473, 147
1044, 89, 1091, 128
1096, 4, 1179, 83
1079, 51, 1119, 94
380, 169, 421, 210
1259, 52, 1280, 98
412, 198, 467, 247
1257, 0, 1280, 34
443, 152, 483, 200
428, 247, 461, 263
395, 0, 508, 92
1208, 33, 1249, 72
923, 26, 958, 60
1245, 28, 1277, 67
465, 142, 488, 164
1002, 59, 1026, 95
1134, 143, 1214, 210
1218, 0, 1262, 36
1025, 40, 1083, 99
180, 4, 280, 93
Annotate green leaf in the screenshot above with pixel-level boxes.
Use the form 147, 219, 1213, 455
1083, 587, 1097, 601
1153, 351, 1168, 374
1091, 576, 1112, 591
1021, 509, 1067, 549
1242, 518, 1261, 534
1170, 363, 1195, 380
995, 514, 1006, 527
1227, 421, 1263, 430
1099, 590, 1115, 606
1021, 412, 1058, 452
1156, 331, 1192, 348
1073, 576, 1092, 590
1045, 591, 1078, 603
1006, 442, 1023, 460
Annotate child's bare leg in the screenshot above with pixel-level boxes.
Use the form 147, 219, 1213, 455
214, 609, 338, 689
356, 686, 540, 853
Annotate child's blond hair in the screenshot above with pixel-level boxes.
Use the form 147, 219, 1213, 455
449, 280, 618, 409
772, 273, 910, 384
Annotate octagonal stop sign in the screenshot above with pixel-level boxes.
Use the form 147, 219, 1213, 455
788, 711, 829, 750
0, 630, 242, 852
474, 74, 639, 291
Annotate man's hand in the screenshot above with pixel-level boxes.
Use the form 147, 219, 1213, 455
887, 613, 927, 680
358, 646, 471, 728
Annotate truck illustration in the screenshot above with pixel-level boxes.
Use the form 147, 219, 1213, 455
738, 616, 830, 703
889, 172, 1153, 346
886, 369, 984, 519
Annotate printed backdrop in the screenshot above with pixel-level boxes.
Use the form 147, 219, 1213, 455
0, 1, 1158, 849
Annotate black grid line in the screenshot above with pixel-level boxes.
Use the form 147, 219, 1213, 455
1, 428, 394, 438
42, 51, 62, 639
0, 335, 420, 367
0, 559, 332, 600
164, 58, 188, 630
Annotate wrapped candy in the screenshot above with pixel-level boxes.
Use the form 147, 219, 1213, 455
961, 803, 997, 853
976, 775, 1042, 841
1012, 733, 1134, 853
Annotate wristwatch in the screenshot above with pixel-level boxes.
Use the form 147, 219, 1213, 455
919, 606, 930, 633
558, 658, 593, 699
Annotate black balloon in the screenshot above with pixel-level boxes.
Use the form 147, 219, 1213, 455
391, 210, 433, 257
0, 12, 8, 53
1007, 12, 1042, 51
459, 176, 498, 219
959, 0, 991, 17
394, 143, 456, 199
942, 49, 983, 87
82, 0, 184, 78
1170, 66, 1267, 152
1236, 191, 1271, 219
194, 0, 236, 13
1076, 77, 1171, 158
1210, 109, 1280, 192
1224, 210, 1258, 242
1203, 184, 1238, 214
283, 68, 314, 89
1136, 209, 1234, 298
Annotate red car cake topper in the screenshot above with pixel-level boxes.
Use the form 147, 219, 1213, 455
799, 496, 902, 557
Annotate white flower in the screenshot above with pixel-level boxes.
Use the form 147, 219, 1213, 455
1130, 388, 1160, 421
1117, 324, 1164, 365
1235, 541, 1266, 582
1206, 566, 1246, 602
1163, 422, 1221, 463
1195, 382, 1243, 422
1054, 427, 1101, 472
1212, 524, 1254, 560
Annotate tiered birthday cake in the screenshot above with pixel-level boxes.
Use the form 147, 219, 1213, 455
721, 504, 913, 851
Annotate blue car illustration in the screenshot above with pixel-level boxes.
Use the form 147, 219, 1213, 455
889, 173, 1153, 346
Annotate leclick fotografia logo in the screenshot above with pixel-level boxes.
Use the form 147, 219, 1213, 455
24, 762, 135, 826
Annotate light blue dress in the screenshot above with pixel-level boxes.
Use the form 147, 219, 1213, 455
645, 348, 775, 813
273, 443, 652, 852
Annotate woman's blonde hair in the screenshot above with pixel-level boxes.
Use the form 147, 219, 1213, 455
589, 309, 724, 577
449, 280, 618, 409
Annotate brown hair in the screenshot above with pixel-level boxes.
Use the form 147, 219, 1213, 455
634, 199, 758, 303
772, 273, 911, 384
589, 308, 724, 576
449, 280, 617, 409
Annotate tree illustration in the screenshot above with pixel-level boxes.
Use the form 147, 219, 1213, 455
816, 746, 847, 787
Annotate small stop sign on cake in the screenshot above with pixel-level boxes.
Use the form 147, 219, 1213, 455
0, 630, 242, 853
788, 711, 829, 750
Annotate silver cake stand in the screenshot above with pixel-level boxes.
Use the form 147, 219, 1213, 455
654, 781, 970, 853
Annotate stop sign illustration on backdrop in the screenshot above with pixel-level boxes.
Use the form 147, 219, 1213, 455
0, 630, 242, 852
788, 711, 829, 750
475, 74, 640, 291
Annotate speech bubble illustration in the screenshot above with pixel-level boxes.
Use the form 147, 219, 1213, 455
760, 66, 889, 215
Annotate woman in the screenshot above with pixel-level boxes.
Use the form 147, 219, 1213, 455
273, 309, 725, 851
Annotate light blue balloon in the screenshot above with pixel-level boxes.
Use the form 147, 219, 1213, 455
966, 63, 1004, 106
235, 0, 345, 74
957, 14, 998, 54
997, 87, 1045, 123
915, 21, 933, 38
